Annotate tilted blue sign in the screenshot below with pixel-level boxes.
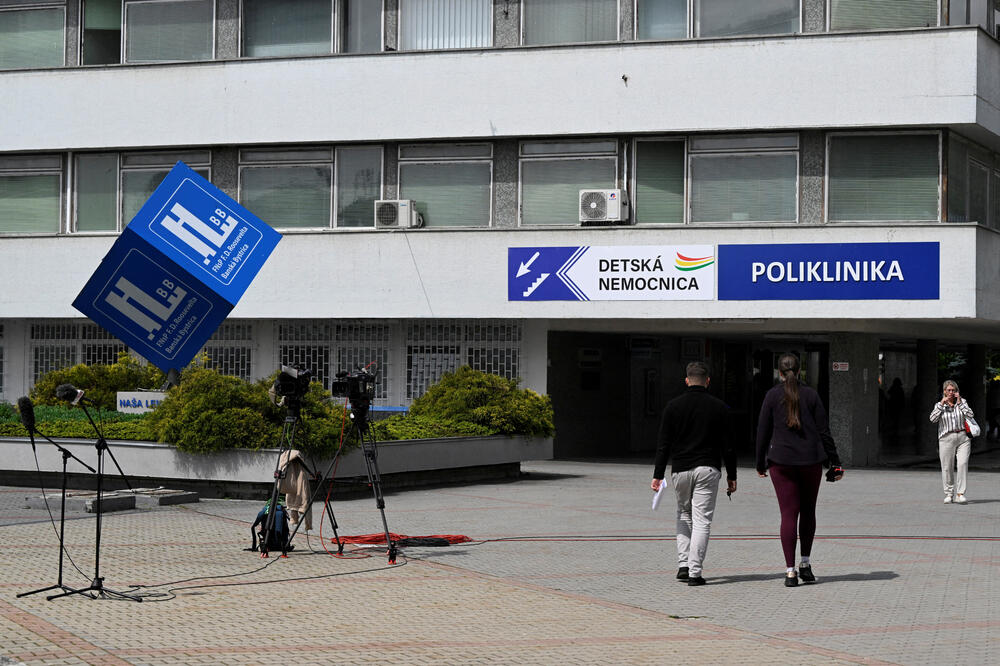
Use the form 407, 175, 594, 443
717, 242, 939, 300
73, 162, 281, 371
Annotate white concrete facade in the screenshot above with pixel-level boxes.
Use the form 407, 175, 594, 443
3, 3, 1000, 465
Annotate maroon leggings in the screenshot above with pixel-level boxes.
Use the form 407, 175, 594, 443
769, 463, 823, 568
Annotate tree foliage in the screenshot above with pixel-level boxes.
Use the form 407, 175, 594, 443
30, 352, 165, 411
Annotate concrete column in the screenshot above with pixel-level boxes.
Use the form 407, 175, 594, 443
965, 343, 987, 432
828, 333, 879, 466
915, 339, 938, 455
520, 319, 549, 396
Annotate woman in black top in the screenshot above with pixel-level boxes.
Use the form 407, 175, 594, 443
756, 354, 844, 587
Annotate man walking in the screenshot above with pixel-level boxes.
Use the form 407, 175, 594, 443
651, 361, 737, 586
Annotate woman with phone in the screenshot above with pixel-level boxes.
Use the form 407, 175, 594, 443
756, 353, 843, 587
928, 380, 974, 504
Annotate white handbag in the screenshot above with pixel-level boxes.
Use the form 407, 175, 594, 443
964, 416, 981, 438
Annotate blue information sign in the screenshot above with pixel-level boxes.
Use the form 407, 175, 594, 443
73, 163, 281, 371
717, 242, 939, 300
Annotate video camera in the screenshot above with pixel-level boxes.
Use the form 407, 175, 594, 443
273, 364, 312, 401
330, 367, 377, 406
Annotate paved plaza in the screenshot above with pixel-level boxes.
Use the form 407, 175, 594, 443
0, 456, 997, 665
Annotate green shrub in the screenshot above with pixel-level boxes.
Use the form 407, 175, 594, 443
0, 403, 156, 439
371, 414, 493, 441
408, 366, 554, 437
30, 352, 165, 411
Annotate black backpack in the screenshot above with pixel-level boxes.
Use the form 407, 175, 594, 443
250, 502, 293, 553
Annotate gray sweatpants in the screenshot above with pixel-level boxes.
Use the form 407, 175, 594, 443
671, 466, 722, 578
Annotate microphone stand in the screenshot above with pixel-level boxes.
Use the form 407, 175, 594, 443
47, 401, 140, 602
17, 426, 95, 599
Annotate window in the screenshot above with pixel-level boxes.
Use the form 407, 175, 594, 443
0, 5, 64, 70
695, 0, 799, 37
74, 150, 211, 232
29, 321, 126, 384
0, 154, 61, 234
81, 0, 121, 64
336, 146, 382, 228
243, 0, 331, 57
522, 0, 617, 45
689, 134, 798, 223
634, 140, 684, 223
239, 146, 382, 229
202, 322, 254, 380
124, 0, 213, 63
520, 140, 617, 225
828, 133, 939, 222
242, 0, 381, 57
992, 168, 1000, 230
637, 0, 687, 39
398, 144, 492, 227
829, 0, 938, 31
400, 0, 491, 49
240, 148, 333, 229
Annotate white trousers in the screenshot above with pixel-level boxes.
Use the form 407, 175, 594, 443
671, 466, 721, 577
938, 431, 971, 497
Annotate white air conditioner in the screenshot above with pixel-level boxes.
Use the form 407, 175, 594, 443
579, 189, 630, 225
374, 200, 423, 229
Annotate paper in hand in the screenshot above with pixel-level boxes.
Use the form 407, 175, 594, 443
651, 480, 668, 511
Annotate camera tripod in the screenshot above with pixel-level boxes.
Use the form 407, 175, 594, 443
256, 401, 344, 558
279, 399, 396, 564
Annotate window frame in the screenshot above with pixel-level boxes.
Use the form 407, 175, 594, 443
631, 136, 687, 224
824, 130, 942, 224
122, 0, 216, 64
238, 147, 334, 231
0, 153, 63, 235
633, 0, 691, 40
693, 0, 802, 39
521, 0, 621, 46
333, 144, 384, 229
518, 139, 619, 227
0, 3, 67, 70
687, 132, 799, 224
398, 0, 493, 51
239, 0, 384, 58
71, 149, 211, 233
397, 142, 494, 228
825, 0, 941, 32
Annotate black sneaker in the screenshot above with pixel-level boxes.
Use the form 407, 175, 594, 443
676, 567, 689, 580
784, 572, 799, 587
687, 576, 706, 586
799, 564, 816, 583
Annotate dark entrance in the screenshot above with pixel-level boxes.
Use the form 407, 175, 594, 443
547, 331, 829, 461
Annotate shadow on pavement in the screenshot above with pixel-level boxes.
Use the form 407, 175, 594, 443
705, 570, 899, 585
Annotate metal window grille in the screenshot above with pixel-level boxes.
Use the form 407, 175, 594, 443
405, 319, 522, 400
0, 324, 4, 397
29, 321, 129, 384
277, 321, 333, 388
203, 322, 254, 380
336, 322, 391, 403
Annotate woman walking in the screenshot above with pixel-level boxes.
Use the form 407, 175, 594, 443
756, 354, 844, 587
928, 380, 974, 504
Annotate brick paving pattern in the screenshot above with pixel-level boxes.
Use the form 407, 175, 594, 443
0, 458, 997, 665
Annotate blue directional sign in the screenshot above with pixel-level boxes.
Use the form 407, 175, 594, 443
73, 162, 281, 371
508, 246, 716, 301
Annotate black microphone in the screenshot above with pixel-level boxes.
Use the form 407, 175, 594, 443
56, 383, 86, 405
17, 396, 35, 433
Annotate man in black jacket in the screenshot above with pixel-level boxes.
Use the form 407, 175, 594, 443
651, 361, 737, 586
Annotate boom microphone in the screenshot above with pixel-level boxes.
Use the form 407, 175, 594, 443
55, 383, 86, 405
17, 396, 35, 432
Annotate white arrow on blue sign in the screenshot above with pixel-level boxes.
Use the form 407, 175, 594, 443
508, 246, 716, 302
73, 162, 281, 372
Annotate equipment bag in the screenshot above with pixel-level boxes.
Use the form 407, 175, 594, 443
250, 502, 292, 552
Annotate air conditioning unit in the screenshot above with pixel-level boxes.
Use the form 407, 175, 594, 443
374, 200, 423, 229
579, 189, 630, 225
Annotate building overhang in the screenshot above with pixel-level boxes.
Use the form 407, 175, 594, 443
1, 27, 997, 152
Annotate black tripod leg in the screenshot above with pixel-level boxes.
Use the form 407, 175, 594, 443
360, 426, 396, 563
261, 415, 297, 558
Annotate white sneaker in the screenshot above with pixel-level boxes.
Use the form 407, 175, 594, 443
943, 496, 953, 504
955, 494, 968, 504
